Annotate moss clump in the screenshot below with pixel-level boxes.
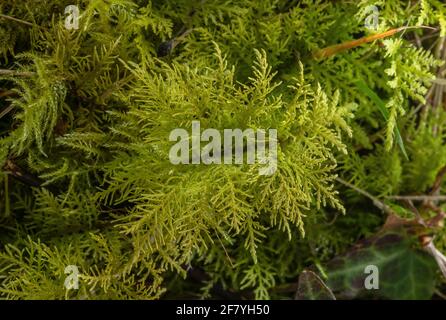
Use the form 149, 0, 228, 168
1, 0, 446, 300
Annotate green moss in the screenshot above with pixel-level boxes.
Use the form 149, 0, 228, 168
1, 0, 446, 300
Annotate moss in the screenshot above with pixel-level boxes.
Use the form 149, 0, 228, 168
0, 0, 446, 300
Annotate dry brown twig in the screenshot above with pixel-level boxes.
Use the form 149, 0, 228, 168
0, 105, 14, 120
335, 177, 395, 215
0, 13, 34, 27
0, 69, 35, 77
387, 195, 446, 201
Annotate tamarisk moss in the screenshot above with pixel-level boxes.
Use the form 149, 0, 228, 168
0, 0, 446, 300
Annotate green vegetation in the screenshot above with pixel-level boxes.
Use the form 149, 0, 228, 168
1, 0, 446, 300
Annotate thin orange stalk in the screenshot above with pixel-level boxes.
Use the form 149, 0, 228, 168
313, 27, 405, 59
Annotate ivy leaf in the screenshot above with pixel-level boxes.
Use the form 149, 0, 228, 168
325, 231, 437, 300
295, 270, 336, 300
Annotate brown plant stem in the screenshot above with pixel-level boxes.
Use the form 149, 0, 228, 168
0, 13, 33, 27
335, 177, 394, 215
313, 26, 438, 59
0, 69, 35, 77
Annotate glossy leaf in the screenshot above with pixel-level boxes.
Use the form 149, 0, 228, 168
326, 232, 437, 300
